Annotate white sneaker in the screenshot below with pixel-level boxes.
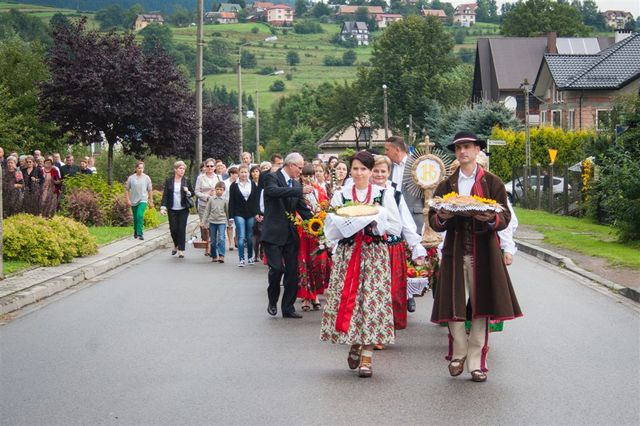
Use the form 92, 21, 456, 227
248, 258, 255, 265
238, 260, 245, 267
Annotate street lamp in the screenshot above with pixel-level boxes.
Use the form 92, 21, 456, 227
237, 42, 248, 163
382, 84, 389, 139
195, 0, 204, 173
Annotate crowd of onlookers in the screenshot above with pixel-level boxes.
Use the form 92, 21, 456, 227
1, 146, 95, 218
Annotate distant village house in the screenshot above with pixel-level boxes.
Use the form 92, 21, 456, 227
602, 10, 634, 29
453, 3, 477, 27
266, 4, 294, 26
340, 21, 369, 46
204, 11, 239, 24
420, 9, 447, 22
133, 13, 164, 31
375, 13, 403, 29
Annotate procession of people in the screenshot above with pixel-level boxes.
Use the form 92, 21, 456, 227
180, 132, 521, 382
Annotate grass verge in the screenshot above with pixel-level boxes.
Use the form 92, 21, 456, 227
2, 260, 31, 276
515, 208, 640, 269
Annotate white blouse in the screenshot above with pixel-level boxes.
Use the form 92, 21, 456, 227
382, 182, 427, 260
237, 180, 252, 201
325, 182, 402, 241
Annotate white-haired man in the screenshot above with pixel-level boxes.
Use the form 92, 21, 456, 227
262, 153, 314, 318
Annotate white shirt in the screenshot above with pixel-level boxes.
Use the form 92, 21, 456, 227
172, 181, 183, 210
222, 178, 236, 201
280, 168, 292, 185
499, 199, 518, 255
383, 182, 427, 260
237, 180, 252, 200
457, 164, 478, 196
391, 154, 408, 190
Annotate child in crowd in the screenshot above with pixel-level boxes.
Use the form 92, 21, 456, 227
203, 181, 229, 263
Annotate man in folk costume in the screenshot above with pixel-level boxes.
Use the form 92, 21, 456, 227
384, 136, 424, 313
429, 132, 522, 382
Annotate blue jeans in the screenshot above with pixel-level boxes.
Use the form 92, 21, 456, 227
234, 215, 255, 261
209, 223, 227, 258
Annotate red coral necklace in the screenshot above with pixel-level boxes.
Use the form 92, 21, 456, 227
352, 183, 372, 204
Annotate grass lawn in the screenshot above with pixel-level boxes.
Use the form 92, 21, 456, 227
2, 260, 31, 276
515, 208, 640, 269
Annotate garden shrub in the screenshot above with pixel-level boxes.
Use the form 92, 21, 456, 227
65, 189, 105, 226
144, 207, 161, 228
269, 79, 285, 92
3, 214, 97, 266
61, 173, 125, 218
108, 194, 133, 226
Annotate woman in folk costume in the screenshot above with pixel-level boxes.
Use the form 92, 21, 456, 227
297, 164, 332, 312
320, 151, 402, 378
370, 155, 426, 340
429, 132, 522, 383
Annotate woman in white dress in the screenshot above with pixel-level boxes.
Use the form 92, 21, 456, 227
320, 151, 402, 378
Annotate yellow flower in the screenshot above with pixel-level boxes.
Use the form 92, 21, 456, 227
317, 210, 327, 221
294, 217, 302, 227
443, 191, 458, 200
307, 218, 323, 236
472, 195, 497, 205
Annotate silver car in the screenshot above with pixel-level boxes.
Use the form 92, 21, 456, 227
504, 175, 570, 202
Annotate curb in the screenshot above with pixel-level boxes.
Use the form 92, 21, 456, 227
516, 239, 639, 303
0, 219, 199, 316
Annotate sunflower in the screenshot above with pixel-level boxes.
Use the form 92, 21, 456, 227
307, 218, 323, 236
443, 191, 458, 201
317, 210, 327, 221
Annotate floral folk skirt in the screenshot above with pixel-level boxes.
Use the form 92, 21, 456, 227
320, 240, 395, 346
388, 241, 408, 330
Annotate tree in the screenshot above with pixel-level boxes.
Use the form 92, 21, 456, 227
0, 36, 58, 153
295, 0, 308, 17
342, 49, 357, 66
41, 19, 195, 185
49, 13, 71, 31
95, 4, 126, 30
572, 0, 607, 31
169, 5, 194, 27
0, 9, 51, 45
311, 2, 331, 18
356, 15, 456, 138
286, 50, 300, 66
140, 23, 174, 54
502, 0, 590, 37
240, 50, 257, 68
286, 125, 318, 159
124, 4, 144, 29
269, 80, 286, 91
209, 36, 233, 68
355, 6, 369, 23
476, 0, 498, 23
202, 103, 240, 163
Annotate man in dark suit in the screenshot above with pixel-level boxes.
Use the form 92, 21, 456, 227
261, 152, 314, 318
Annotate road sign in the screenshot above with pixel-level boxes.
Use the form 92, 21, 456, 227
487, 139, 507, 146
548, 148, 558, 165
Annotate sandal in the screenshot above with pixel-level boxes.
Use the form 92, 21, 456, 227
470, 369, 487, 382
373, 344, 385, 350
211, 256, 219, 262
301, 300, 311, 312
218, 256, 224, 264
358, 355, 373, 378
448, 357, 466, 377
312, 301, 321, 310
347, 345, 361, 370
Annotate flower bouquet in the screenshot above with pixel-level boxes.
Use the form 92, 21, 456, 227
406, 246, 439, 297
288, 201, 331, 255
429, 191, 504, 217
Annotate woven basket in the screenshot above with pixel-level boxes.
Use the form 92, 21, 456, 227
193, 240, 208, 249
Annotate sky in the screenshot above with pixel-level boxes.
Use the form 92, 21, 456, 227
447, 1, 640, 17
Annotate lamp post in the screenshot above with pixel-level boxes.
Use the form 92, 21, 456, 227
237, 44, 245, 162
255, 89, 260, 163
195, 0, 204, 171
382, 84, 389, 139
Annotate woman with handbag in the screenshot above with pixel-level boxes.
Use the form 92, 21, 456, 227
160, 160, 194, 259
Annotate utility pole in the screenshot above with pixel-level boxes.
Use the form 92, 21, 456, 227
255, 90, 260, 163
382, 84, 389, 139
523, 78, 531, 207
0, 163, 3, 279
195, 0, 204, 171
237, 46, 243, 161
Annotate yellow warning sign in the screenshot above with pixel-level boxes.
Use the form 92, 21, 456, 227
548, 149, 558, 165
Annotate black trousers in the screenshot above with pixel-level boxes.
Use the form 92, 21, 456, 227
263, 232, 299, 314
168, 208, 189, 250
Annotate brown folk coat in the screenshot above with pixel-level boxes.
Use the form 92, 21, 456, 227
429, 166, 523, 323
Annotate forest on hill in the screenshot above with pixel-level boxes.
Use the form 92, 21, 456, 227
2, 0, 233, 12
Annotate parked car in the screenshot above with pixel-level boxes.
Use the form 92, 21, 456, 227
504, 175, 571, 202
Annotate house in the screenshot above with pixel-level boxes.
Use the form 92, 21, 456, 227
266, 4, 294, 26
533, 31, 639, 131
375, 13, 403, 29
133, 13, 164, 31
204, 11, 239, 24
453, 3, 477, 27
317, 123, 391, 156
337, 5, 384, 17
472, 33, 615, 121
341, 21, 369, 46
421, 9, 447, 22
602, 10, 634, 29
218, 3, 243, 13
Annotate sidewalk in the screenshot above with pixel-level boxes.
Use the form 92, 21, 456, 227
515, 225, 639, 303
0, 216, 199, 316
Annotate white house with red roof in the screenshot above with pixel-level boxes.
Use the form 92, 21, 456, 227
266, 4, 294, 26
454, 3, 477, 27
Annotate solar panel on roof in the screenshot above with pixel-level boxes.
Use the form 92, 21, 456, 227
556, 38, 602, 54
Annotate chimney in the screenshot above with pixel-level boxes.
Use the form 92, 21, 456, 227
546, 32, 557, 54
615, 29, 633, 43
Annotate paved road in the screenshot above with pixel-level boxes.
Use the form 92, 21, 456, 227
1, 247, 639, 425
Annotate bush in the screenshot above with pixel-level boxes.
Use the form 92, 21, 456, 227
65, 189, 105, 226
251, 26, 259, 34
61, 173, 125, 217
3, 214, 97, 266
286, 72, 293, 81
269, 79, 286, 92
458, 47, 475, 63
454, 29, 466, 44
109, 194, 133, 227
286, 50, 300, 66
294, 20, 324, 34
258, 66, 276, 75
342, 50, 357, 66
324, 56, 342, 66
144, 207, 161, 228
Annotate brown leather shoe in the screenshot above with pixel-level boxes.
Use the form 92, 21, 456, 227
347, 345, 361, 370
470, 369, 487, 382
358, 355, 373, 378
448, 357, 466, 377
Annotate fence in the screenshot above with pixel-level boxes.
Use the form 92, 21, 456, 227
508, 165, 583, 215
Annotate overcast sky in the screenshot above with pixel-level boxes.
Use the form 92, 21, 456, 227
447, 1, 639, 17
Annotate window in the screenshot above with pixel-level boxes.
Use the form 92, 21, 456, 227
596, 109, 610, 131
552, 85, 563, 103
568, 109, 575, 130
552, 110, 561, 128
541, 110, 548, 125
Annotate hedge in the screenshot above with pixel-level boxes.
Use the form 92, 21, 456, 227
3, 214, 97, 266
